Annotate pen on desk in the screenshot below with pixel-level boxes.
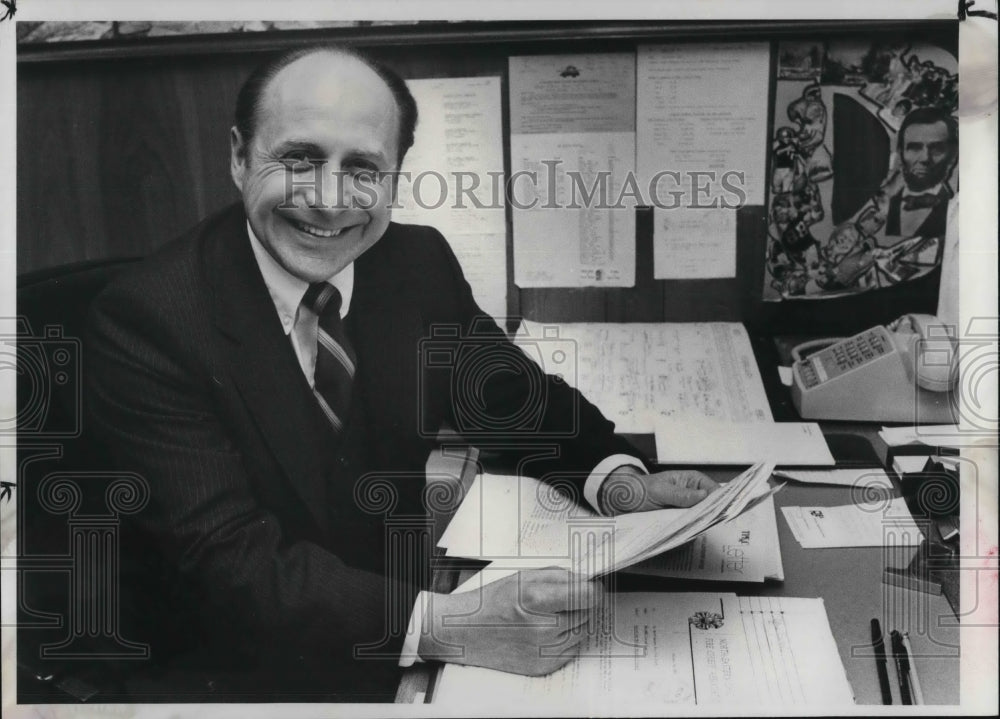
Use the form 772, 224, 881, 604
870, 618, 892, 704
890, 630, 913, 705
901, 631, 925, 704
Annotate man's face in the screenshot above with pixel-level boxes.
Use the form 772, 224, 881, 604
900, 121, 955, 192
231, 52, 400, 282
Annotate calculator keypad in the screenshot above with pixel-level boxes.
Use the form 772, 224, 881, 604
799, 327, 893, 386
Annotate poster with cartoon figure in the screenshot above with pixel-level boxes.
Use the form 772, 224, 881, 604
764, 39, 957, 301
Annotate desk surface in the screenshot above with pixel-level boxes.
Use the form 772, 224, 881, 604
401, 441, 960, 706
400, 337, 960, 706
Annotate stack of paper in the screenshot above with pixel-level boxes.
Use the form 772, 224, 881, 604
442, 462, 778, 585
431, 592, 855, 708
879, 424, 962, 447
625, 494, 784, 582
773, 468, 893, 490
781, 497, 925, 549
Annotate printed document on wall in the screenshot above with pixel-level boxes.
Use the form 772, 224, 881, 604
637, 43, 770, 207
653, 206, 737, 279
395, 77, 507, 322
509, 54, 637, 287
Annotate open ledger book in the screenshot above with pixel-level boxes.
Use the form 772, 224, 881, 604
441, 461, 779, 586
431, 592, 855, 708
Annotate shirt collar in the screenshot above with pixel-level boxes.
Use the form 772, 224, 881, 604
247, 221, 354, 335
902, 182, 944, 198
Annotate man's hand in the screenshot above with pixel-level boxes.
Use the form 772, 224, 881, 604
418, 568, 603, 676
599, 466, 720, 515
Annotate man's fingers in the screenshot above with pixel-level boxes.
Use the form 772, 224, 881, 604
517, 570, 603, 611
650, 484, 709, 507
683, 470, 720, 492
642, 470, 721, 507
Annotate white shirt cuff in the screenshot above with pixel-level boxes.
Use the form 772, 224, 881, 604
398, 590, 430, 666
584, 454, 648, 515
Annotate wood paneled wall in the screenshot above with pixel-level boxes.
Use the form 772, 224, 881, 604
17, 20, 953, 331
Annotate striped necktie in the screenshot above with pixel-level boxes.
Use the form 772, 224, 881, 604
302, 282, 356, 435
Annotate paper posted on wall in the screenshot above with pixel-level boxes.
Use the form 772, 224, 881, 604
431, 592, 855, 708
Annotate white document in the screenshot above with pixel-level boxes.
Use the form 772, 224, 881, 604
774, 468, 893, 490
432, 592, 853, 708
511, 132, 636, 287
637, 43, 770, 206
655, 420, 834, 466
893, 455, 932, 475
879, 425, 963, 447
653, 206, 737, 279
509, 53, 636, 135
447, 463, 776, 587
509, 54, 637, 288
625, 495, 783, 583
441, 474, 784, 584
394, 77, 507, 322
438, 472, 600, 564
516, 320, 773, 434
781, 497, 925, 549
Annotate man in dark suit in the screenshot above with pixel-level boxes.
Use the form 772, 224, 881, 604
85, 45, 718, 701
883, 106, 957, 242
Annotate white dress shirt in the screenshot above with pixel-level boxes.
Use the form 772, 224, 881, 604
247, 222, 645, 664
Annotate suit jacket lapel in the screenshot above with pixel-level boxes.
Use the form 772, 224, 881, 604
350, 224, 425, 464
205, 206, 332, 533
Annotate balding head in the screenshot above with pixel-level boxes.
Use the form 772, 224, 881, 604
233, 45, 417, 169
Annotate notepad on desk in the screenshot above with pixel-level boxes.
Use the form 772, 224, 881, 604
440, 463, 782, 584
654, 419, 835, 466
431, 592, 854, 708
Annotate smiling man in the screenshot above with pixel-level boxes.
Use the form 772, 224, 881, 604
85, 46, 717, 702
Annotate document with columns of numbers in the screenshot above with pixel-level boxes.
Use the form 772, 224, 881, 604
514, 320, 773, 434
431, 592, 854, 708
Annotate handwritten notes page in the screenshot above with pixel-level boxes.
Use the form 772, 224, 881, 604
394, 77, 507, 322
509, 54, 637, 288
432, 593, 854, 709
516, 320, 773, 434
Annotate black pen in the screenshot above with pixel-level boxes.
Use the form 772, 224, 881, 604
891, 629, 913, 705
871, 618, 892, 704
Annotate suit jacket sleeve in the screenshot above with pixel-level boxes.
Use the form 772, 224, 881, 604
85, 269, 420, 673
423, 227, 648, 495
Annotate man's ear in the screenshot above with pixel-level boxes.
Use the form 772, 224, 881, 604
230, 126, 247, 192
